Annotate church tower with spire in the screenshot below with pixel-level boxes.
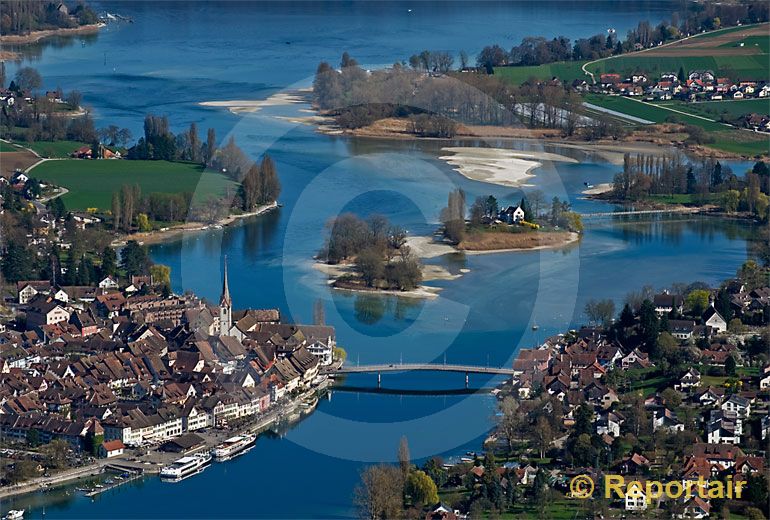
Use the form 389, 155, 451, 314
219, 256, 232, 336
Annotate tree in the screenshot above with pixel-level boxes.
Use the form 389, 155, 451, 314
46, 196, 66, 220
498, 396, 521, 453
149, 263, 171, 287
353, 465, 404, 520
101, 246, 117, 277
398, 436, 411, 477
39, 439, 71, 469
440, 189, 466, 244
188, 122, 201, 163
205, 127, 217, 166
111, 192, 122, 230
14, 66, 42, 92
120, 240, 149, 277
725, 355, 737, 376
136, 213, 151, 232
1, 240, 36, 283
584, 298, 616, 328
686, 289, 710, 316
533, 415, 553, 459
7, 459, 40, 484
355, 247, 384, 286
406, 470, 438, 506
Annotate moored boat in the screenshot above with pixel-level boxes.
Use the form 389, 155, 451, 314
4, 510, 24, 520
159, 453, 212, 480
211, 434, 256, 460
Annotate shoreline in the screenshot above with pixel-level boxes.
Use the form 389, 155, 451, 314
312, 261, 445, 300
112, 202, 279, 247
0, 23, 104, 46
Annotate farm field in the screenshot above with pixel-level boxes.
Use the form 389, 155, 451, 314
584, 94, 769, 156
24, 140, 89, 158
587, 23, 770, 81
495, 61, 588, 84
28, 159, 236, 210
654, 98, 770, 120
583, 94, 725, 129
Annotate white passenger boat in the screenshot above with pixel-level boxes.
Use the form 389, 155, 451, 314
211, 434, 256, 460
4, 510, 24, 520
159, 453, 211, 480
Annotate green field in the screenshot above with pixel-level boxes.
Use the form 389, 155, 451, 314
720, 34, 770, 54
585, 94, 769, 156
583, 94, 726, 130
655, 98, 770, 120
29, 159, 236, 210
588, 54, 768, 81
587, 25, 770, 81
25, 140, 89, 158
495, 61, 588, 85
0, 141, 20, 152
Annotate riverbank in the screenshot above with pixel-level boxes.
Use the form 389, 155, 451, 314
112, 202, 279, 247
312, 262, 445, 300
0, 379, 331, 501
0, 23, 104, 45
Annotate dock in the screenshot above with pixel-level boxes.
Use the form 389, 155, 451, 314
83, 467, 143, 498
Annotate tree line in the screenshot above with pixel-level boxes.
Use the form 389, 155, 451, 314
612, 154, 770, 220
477, 1, 769, 69
0, 1, 98, 36
313, 53, 623, 139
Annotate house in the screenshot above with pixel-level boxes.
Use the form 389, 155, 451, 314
621, 348, 652, 370
683, 496, 711, 519
25, 295, 71, 329
98, 276, 119, 292
17, 281, 51, 305
702, 307, 727, 333
499, 205, 525, 224
624, 481, 648, 511
721, 395, 750, 419
759, 365, 770, 390
652, 408, 684, 432
425, 504, 458, 520
676, 368, 701, 391
653, 292, 683, 315
669, 320, 695, 340
100, 439, 125, 458
761, 415, 769, 440
707, 410, 741, 444
596, 411, 624, 437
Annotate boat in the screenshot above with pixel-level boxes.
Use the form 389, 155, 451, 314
4, 510, 24, 520
211, 434, 256, 460
159, 453, 212, 480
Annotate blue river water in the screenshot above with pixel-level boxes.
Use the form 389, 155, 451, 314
2, 2, 761, 517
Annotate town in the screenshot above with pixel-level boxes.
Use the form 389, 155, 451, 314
0, 259, 341, 492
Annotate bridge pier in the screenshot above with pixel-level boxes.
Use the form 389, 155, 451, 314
465, 372, 469, 389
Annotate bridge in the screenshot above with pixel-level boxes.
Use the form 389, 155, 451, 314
327, 363, 515, 388
580, 207, 704, 219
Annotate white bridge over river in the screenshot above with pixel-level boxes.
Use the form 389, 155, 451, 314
327, 363, 516, 388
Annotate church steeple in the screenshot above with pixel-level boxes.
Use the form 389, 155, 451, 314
220, 255, 232, 307
219, 256, 232, 335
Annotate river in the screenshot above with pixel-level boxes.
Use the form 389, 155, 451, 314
2, 1, 761, 518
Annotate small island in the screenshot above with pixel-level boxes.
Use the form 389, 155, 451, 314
315, 214, 433, 297
439, 189, 583, 253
